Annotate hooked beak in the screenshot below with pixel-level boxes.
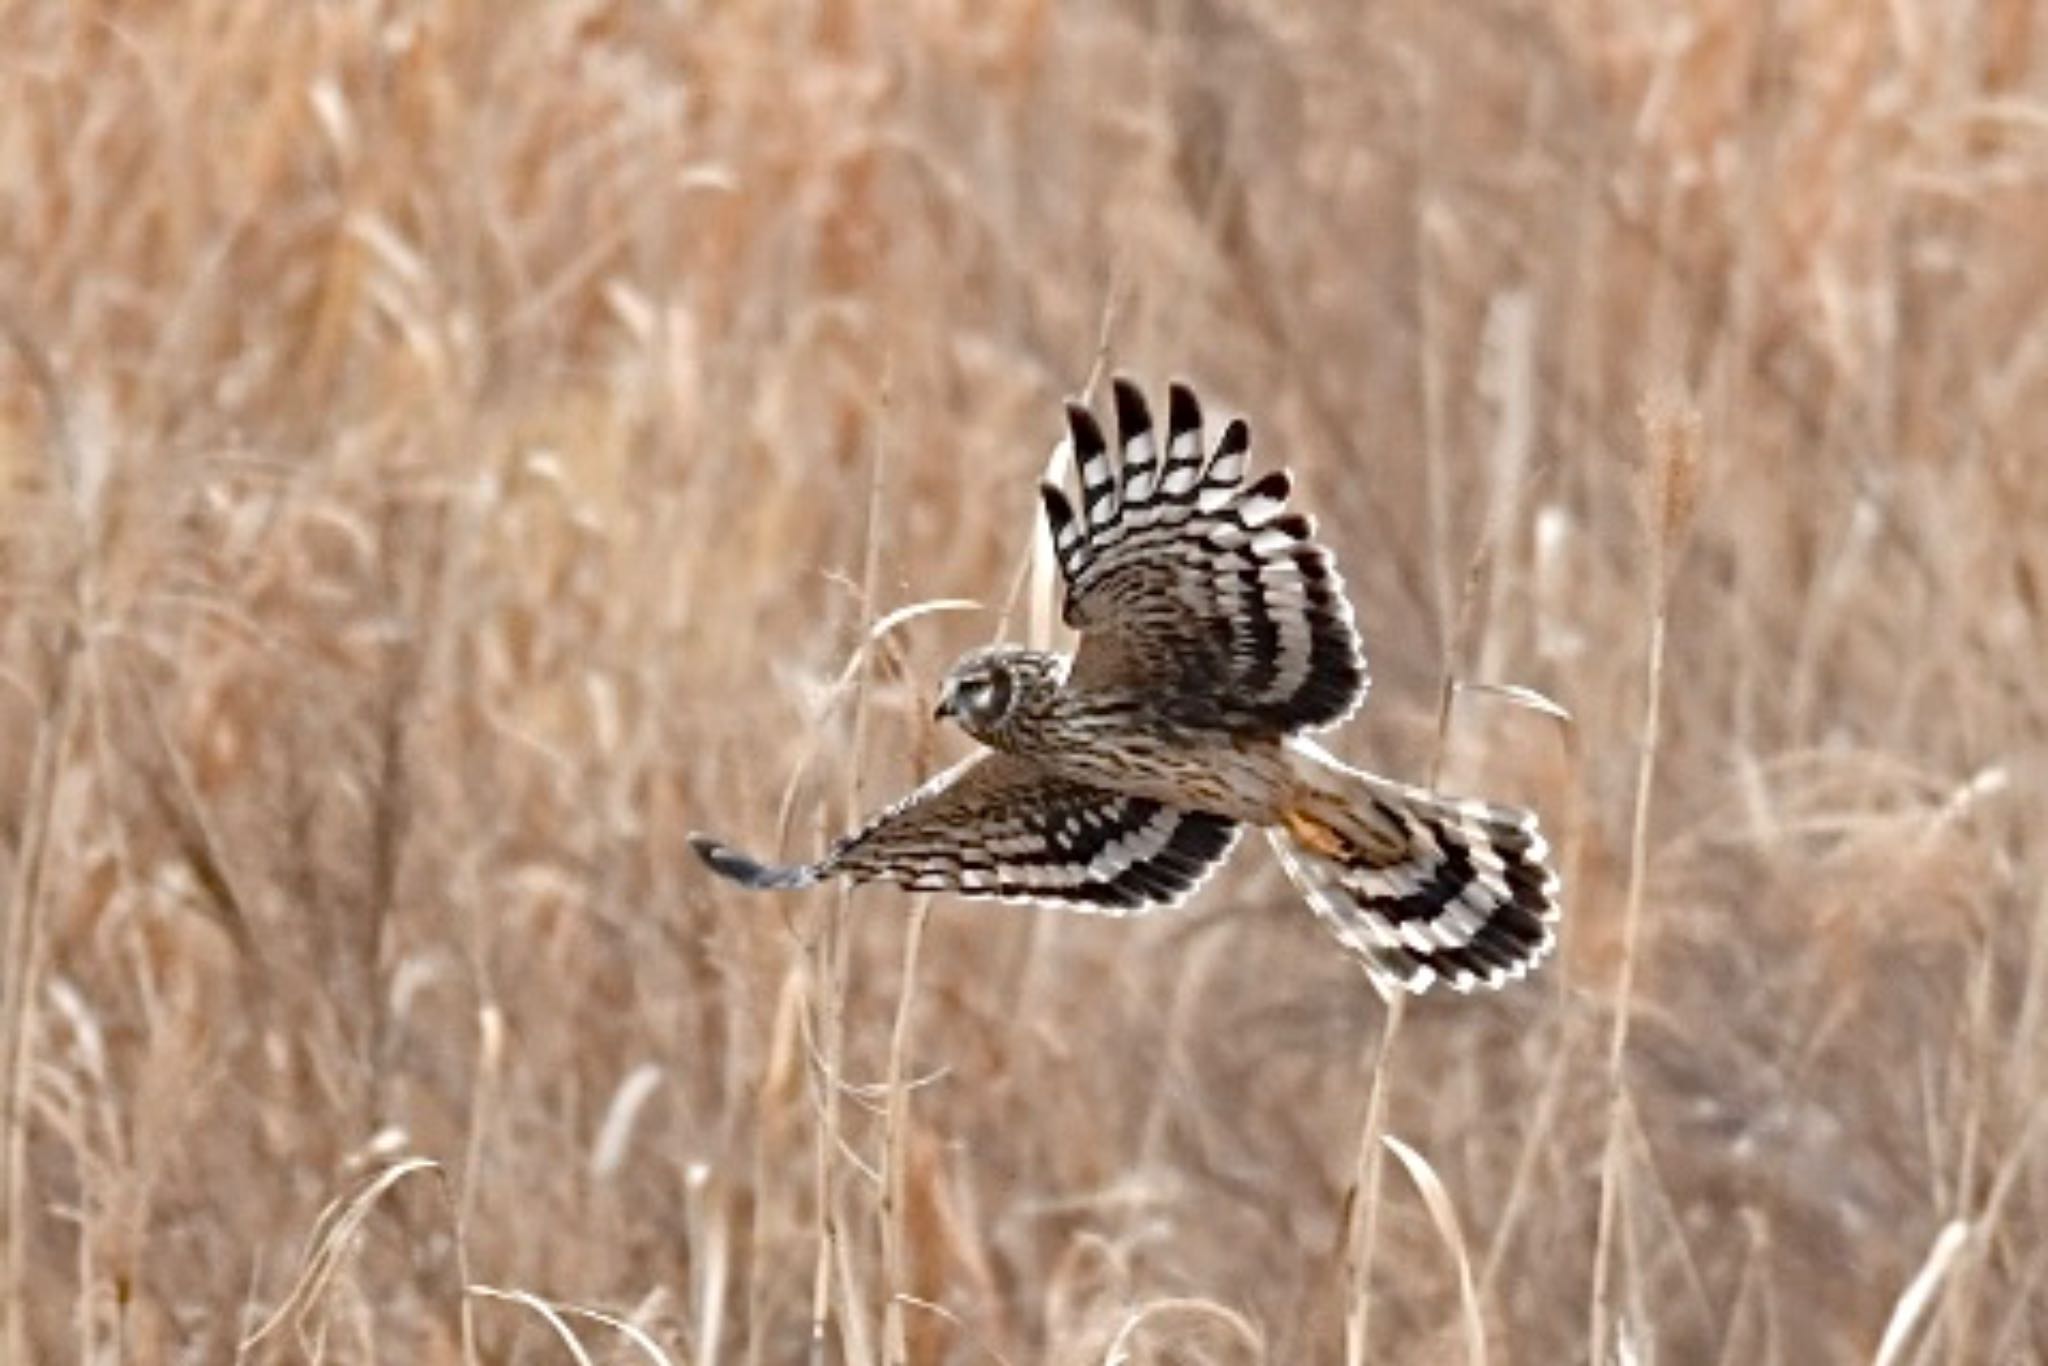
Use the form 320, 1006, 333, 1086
932, 680, 959, 722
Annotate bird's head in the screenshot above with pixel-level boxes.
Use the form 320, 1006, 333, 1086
934, 645, 1065, 748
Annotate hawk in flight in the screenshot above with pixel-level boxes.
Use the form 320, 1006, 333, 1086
691, 379, 1560, 995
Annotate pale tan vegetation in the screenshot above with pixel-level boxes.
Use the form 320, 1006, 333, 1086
2, 2, 2044, 1362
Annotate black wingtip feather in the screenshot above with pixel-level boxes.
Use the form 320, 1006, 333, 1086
1041, 481, 1079, 538
1065, 401, 1108, 459
689, 833, 818, 891
1243, 469, 1292, 502
1111, 376, 1152, 444
1214, 417, 1250, 460
1167, 380, 1201, 436
1267, 512, 1313, 541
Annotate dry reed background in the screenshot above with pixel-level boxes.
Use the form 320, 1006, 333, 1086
1, 2, 2044, 1362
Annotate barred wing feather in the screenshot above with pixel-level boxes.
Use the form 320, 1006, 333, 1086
689, 752, 1239, 913
1041, 378, 1369, 735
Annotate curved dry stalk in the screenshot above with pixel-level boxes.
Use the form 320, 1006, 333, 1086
1104, 1295, 1264, 1365
892, 1294, 1020, 1366
469, 1285, 678, 1366
239, 1156, 452, 1355
469, 1286, 600, 1366
1382, 1135, 1486, 1366
1871, 1221, 1970, 1366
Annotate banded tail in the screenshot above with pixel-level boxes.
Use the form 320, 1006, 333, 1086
1273, 742, 1560, 996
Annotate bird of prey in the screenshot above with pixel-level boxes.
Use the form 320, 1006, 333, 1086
690, 378, 1559, 995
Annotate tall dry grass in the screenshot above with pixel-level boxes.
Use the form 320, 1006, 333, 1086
1, 1, 2045, 1362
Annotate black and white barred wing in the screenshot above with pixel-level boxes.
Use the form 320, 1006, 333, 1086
1273, 743, 1561, 996
689, 752, 1240, 912
1042, 377, 1369, 736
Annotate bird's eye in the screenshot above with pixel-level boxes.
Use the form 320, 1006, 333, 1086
965, 670, 1012, 720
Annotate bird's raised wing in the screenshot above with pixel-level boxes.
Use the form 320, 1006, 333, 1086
1040, 378, 1368, 735
690, 751, 1239, 912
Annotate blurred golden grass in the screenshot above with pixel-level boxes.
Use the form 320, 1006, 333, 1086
2, 1, 2045, 1361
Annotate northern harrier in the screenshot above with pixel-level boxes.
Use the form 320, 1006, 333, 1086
691, 378, 1560, 995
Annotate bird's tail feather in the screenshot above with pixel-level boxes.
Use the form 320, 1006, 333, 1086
1272, 750, 1560, 996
